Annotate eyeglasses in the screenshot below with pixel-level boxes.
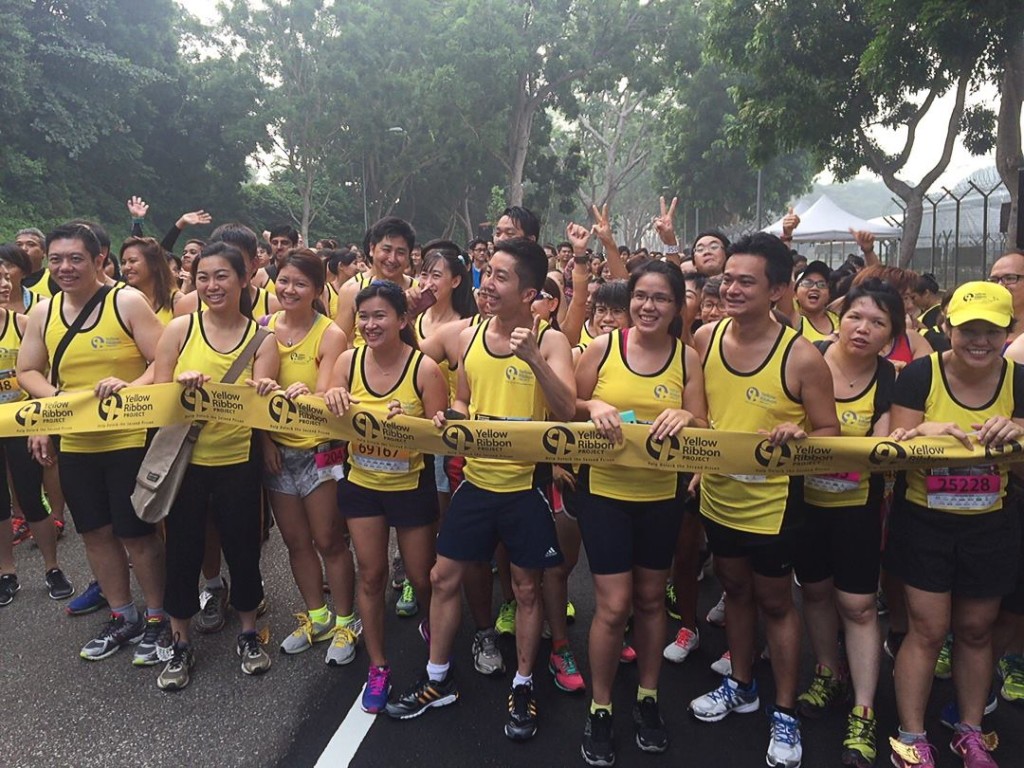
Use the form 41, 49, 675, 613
700, 301, 723, 311
594, 304, 627, 317
798, 279, 828, 290
694, 243, 724, 255
631, 291, 674, 306
989, 274, 1024, 287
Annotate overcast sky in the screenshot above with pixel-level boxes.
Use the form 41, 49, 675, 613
176, 0, 1009, 191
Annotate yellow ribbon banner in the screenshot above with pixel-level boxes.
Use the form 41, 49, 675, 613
3, 383, 1021, 476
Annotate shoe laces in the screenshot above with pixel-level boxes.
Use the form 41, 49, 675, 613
240, 632, 261, 657
366, 666, 389, 697
554, 647, 579, 674
499, 601, 516, 620
709, 677, 748, 707
477, 629, 499, 655
400, 580, 416, 604
674, 627, 697, 647
167, 638, 189, 671
665, 583, 677, 604
333, 625, 358, 648
952, 729, 998, 764
290, 613, 314, 644
770, 710, 799, 748
636, 697, 662, 729
1004, 655, 1024, 685
99, 613, 127, 638
803, 668, 839, 705
140, 616, 165, 643
845, 712, 875, 748
589, 709, 613, 740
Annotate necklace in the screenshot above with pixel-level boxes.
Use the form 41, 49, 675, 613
282, 317, 314, 347
831, 352, 871, 389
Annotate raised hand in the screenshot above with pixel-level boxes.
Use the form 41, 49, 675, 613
127, 196, 149, 219
653, 196, 678, 245
177, 210, 213, 228
565, 221, 591, 253
848, 228, 875, 253
782, 207, 800, 238
510, 315, 543, 366
590, 203, 613, 243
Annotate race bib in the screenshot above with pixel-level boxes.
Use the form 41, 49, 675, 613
315, 441, 346, 481
351, 441, 411, 474
0, 370, 21, 404
805, 472, 861, 494
925, 467, 1000, 511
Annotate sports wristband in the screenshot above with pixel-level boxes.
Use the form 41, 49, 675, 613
663, 244, 679, 254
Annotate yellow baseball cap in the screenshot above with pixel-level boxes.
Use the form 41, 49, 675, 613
946, 281, 1014, 327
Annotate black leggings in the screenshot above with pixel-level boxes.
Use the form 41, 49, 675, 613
164, 459, 264, 619
0, 437, 47, 523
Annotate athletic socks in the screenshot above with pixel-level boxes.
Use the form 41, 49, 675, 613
427, 661, 450, 682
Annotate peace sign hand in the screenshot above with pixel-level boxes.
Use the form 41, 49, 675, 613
653, 196, 678, 245
590, 203, 613, 242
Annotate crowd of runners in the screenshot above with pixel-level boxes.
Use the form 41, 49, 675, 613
1, 197, 1022, 768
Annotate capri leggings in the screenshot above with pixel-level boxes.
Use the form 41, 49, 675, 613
0, 437, 49, 523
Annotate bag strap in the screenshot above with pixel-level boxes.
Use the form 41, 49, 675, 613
221, 326, 269, 384
50, 285, 113, 387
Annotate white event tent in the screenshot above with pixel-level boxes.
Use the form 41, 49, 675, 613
763, 195, 901, 242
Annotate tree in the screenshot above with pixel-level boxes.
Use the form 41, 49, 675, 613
706, 0, 1002, 265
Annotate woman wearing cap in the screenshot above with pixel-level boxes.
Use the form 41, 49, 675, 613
795, 261, 839, 342
793, 278, 902, 768
887, 281, 1024, 768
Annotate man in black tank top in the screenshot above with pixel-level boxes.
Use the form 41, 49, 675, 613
690, 233, 839, 768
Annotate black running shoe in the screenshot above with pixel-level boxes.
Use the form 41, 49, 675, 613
505, 683, 538, 741
632, 697, 668, 753
581, 709, 615, 766
385, 674, 459, 720
45, 568, 74, 600
0, 573, 20, 606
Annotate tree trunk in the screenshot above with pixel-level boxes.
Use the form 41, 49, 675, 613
996, 33, 1024, 249
898, 190, 925, 268
506, 74, 535, 207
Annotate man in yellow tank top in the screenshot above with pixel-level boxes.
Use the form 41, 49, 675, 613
386, 238, 575, 742
336, 217, 422, 347
17, 222, 169, 666
690, 232, 839, 768
174, 223, 282, 318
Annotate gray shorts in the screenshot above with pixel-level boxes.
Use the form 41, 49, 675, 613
263, 443, 340, 498
433, 455, 450, 494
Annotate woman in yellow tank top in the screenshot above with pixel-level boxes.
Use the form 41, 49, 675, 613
120, 237, 181, 325
0, 244, 43, 315
152, 242, 280, 691
794, 260, 839, 342
0, 262, 73, 604
259, 250, 358, 665
887, 281, 1024, 765
574, 260, 708, 762
793, 278, 902, 764
324, 280, 448, 714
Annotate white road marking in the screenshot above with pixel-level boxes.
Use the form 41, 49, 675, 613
314, 685, 375, 767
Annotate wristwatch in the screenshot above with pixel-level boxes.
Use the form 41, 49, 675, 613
663, 244, 679, 254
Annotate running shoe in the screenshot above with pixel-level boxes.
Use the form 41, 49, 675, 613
0, 573, 19, 606
581, 709, 615, 767
157, 641, 195, 691
325, 619, 361, 666
663, 626, 699, 664
256, 593, 269, 618
665, 582, 680, 620
633, 697, 668, 753
195, 580, 230, 634
280, 612, 335, 654
80, 613, 145, 660
396, 579, 418, 617
549, 645, 585, 693
495, 599, 516, 636
883, 630, 905, 661
53, 518, 65, 539
391, 555, 407, 590
237, 631, 271, 675
361, 665, 391, 714
44, 568, 74, 600
997, 654, 1024, 703
766, 706, 802, 768
796, 664, 848, 718
840, 706, 876, 768
949, 729, 999, 768
710, 650, 732, 676
934, 635, 953, 679
66, 580, 106, 616
473, 627, 505, 676
619, 642, 637, 664
689, 676, 759, 722
386, 673, 459, 719
566, 600, 576, 624
505, 683, 538, 741
889, 736, 937, 768
133, 616, 172, 666
939, 691, 998, 730
10, 517, 30, 546
706, 592, 726, 627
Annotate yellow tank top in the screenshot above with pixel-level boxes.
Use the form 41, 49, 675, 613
905, 353, 1015, 515
579, 321, 596, 347
0, 311, 25, 404
798, 311, 838, 343
346, 346, 426, 491
589, 329, 684, 501
174, 314, 258, 466
26, 272, 53, 299
349, 274, 418, 348
326, 282, 339, 319
804, 372, 877, 508
700, 318, 805, 534
197, 285, 272, 318
24, 291, 43, 313
264, 278, 276, 295
463, 318, 549, 493
45, 287, 147, 452
269, 312, 332, 449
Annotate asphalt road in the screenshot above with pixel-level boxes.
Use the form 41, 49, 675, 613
1, 527, 1020, 768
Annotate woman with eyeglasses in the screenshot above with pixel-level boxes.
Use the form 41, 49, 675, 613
794, 261, 839, 342
324, 280, 448, 715
793, 278, 901, 768
887, 281, 1023, 768
575, 260, 707, 766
